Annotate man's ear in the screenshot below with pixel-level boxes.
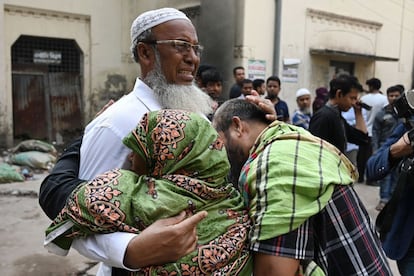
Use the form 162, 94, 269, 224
335, 89, 342, 98
137, 42, 154, 65
231, 116, 243, 136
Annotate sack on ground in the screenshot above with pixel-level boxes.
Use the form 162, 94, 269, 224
11, 140, 57, 156
9, 151, 56, 170
0, 163, 24, 183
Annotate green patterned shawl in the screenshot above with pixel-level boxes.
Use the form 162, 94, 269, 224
45, 110, 251, 275
239, 121, 358, 244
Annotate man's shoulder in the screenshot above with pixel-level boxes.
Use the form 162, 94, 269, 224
361, 92, 387, 102
313, 105, 335, 117
229, 84, 242, 98
292, 109, 307, 118
84, 91, 159, 138
309, 106, 336, 131
85, 94, 138, 126
275, 99, 288, 108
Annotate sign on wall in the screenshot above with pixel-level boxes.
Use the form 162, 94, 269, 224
282, 58, 300, 83
247, 59, 266, 80
33, 50, 62, 64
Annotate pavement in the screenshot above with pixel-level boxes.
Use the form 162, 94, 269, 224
0, 172, 400, 275
0, 172, 100, 276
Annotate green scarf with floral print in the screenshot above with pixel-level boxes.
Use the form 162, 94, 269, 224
44, 109, 252, 275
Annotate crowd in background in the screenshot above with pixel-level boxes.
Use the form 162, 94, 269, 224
197, 65, 407, 213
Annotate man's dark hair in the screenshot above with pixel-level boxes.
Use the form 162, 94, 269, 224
213, 99, 271, 133
328, 74, 362, 99
266, 75, 281, 86
253, 79, 265, 90
386, 85, 403, 95
242, 79, 253, 85
201, 68, 223, 86
197, 64, 216, 79
395, 84, 405, 93
366, 78, 382, 90
233, 66, 245, 76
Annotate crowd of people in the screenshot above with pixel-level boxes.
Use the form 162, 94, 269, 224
38, 6, 414, 276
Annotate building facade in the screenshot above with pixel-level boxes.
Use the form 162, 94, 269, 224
0, 0, 413, 147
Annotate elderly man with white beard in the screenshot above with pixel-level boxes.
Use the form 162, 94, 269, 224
39, 7, 274, 276
44, 8, 211, 275
292, 88, 312, 129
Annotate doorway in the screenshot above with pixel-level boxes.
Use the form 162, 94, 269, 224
11, 35, 83, 144
329, 60, 355, 79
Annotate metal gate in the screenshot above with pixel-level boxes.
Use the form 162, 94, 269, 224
11, 35, 83, 144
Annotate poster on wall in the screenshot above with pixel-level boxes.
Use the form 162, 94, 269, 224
247, 59, 266, 80
282, 58, 300, 83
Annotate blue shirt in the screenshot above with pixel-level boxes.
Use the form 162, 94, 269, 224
366, 123, 406, 181
292, 110, 311, 129
274, 99, 290, 122
366, 122, 414, 260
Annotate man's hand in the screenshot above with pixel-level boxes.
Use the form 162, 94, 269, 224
245, 91, 276, 121
123, 211, 208, 269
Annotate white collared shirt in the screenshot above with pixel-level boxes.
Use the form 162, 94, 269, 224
73, 78, 161, 275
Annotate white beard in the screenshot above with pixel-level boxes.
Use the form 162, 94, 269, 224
301, 107, 312, 115
143, 54, 213, 115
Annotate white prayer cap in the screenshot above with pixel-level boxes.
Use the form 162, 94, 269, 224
296, 88, 311, 98
130, 8, 190, 43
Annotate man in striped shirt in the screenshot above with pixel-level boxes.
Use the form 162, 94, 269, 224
213, 99, 392, 275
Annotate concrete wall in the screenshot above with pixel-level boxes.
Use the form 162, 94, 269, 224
1, 0, 413, 146
197, 0, 238, 98
0, 0, 206, 147
243, 0, 276, 76
0, 0, 125, 146
274, 0, 414, 112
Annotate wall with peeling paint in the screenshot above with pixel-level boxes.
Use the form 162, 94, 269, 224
0, 0, 204, 147
1, 0, 413, 147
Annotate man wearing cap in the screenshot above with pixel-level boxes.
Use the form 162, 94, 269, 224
39, 7, 275, 275
40, 7, 213, 276
292, 88, 312, 129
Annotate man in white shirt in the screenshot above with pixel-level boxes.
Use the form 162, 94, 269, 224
43, 8, 213, 275
40, 7, 275, 275
357, 78, 388, 184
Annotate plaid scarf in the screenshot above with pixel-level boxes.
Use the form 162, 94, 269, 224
239, 121, 357, 243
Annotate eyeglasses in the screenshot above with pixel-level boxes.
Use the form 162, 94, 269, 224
144, 39, 203, 56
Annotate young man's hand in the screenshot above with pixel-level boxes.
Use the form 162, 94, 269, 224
246, 91, 276, 121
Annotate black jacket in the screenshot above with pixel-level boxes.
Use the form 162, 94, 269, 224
309, 105, 369, 153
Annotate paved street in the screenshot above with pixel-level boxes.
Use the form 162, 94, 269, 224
0, 173, 399, 275
0, 172, 98, 276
